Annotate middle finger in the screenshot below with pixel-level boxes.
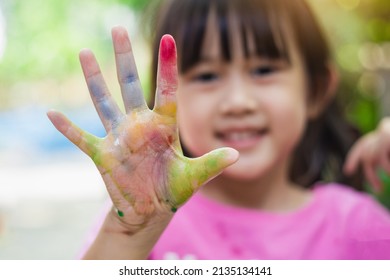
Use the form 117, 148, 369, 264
112, 26, 147, 113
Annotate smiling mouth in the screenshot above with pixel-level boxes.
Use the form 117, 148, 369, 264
215, 128, 269, 149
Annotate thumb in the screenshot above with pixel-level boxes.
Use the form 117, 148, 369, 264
168, 147, 238, 207
190, 147, 239, 187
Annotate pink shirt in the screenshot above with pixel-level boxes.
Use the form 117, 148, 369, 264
150, 183, 390, 259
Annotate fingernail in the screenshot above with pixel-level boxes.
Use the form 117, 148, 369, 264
160, 35, 176, 62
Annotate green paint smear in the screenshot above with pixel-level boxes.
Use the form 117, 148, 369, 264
168, 150, 228, 207
117, 210, 124, 217
83, 132, 102, 165
92, 153, 102, 166
171, 207, 177, 213
169, 161, 194, 206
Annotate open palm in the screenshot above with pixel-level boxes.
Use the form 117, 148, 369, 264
48, 27, 238, 227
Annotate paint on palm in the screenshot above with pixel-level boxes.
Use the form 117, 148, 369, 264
48, 29, 239, 222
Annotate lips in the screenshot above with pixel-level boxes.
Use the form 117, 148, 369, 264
215, 127, 268, 150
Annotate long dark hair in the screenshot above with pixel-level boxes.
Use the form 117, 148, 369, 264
145, 0, 363, 190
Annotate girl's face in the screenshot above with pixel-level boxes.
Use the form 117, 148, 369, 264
176, 14, 309, 181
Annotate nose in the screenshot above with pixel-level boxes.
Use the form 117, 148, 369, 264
219, 73, 257, 116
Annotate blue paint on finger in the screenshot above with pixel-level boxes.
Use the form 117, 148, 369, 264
89, 82, 118, 123
121, 73, 138, 84
89, 82, 106, 101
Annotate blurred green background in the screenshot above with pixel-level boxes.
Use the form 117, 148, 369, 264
0, 0, 389, 259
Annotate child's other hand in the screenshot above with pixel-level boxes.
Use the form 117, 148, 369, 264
344, 117, 390, 192
48, 26, 238, 231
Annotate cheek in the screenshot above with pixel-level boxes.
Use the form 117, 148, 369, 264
177, 91, 216, 156
264, 91, 307, 149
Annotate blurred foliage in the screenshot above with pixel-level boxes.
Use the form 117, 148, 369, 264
117, 0, 151, 12
309, 0, 390, 207
0, 0, 142, 109
379, 172, 390, 209
359, 0, 390, 42
309, 0, 385, 134
0, 0, 118, 84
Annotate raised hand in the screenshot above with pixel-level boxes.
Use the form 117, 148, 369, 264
48, 26, 238, 229
344, 117, 390, 192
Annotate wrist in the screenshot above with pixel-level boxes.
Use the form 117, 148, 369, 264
105, 206, 173, 236
83, 207, 173, 260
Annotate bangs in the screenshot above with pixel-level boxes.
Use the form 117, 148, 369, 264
151, 0, 331, 99
169, 0, 291, 73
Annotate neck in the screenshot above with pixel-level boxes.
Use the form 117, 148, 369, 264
200, 158, 310, 212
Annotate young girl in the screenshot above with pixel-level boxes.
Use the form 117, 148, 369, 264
48, 0, 390, 259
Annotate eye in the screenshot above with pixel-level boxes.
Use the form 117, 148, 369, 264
193, 72, 219, 83
251, 65, 276, 76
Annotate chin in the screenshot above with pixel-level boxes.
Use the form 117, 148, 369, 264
221, 162, 270, 181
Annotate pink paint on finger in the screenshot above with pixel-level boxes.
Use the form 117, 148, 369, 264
160, 35, 176, 62
158, 35, 178, 96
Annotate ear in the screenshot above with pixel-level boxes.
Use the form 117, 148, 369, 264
307, 63, 339, 119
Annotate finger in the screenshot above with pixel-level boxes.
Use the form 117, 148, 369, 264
79, 49, 123, 132
378, 125, 390, 174
195, 147, 239, 183
168, 148, 239, 208
112, 26, 147, 113
47, 110, 101, 157
344, 138, 365, 175
363, 161, 382, 192
380, 150, 390, 175
192, 147, 239, 185
153, 35, 178, 119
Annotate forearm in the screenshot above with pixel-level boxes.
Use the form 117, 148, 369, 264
82, 207, 172, 260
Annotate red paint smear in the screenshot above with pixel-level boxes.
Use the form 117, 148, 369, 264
160, 35, 176, 62
158, 35, 178, 96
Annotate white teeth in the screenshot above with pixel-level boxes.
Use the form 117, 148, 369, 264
224, 131, 257, 141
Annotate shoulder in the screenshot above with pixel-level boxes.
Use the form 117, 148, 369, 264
313, 182, 386, 214
314, 182, 390, 237
313, 183, 390, 259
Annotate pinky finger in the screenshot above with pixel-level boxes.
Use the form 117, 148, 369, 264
363, 162, 382, 193
344, 139, 365, 175
380, 151, 390, 175
47, 110, 101, 157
